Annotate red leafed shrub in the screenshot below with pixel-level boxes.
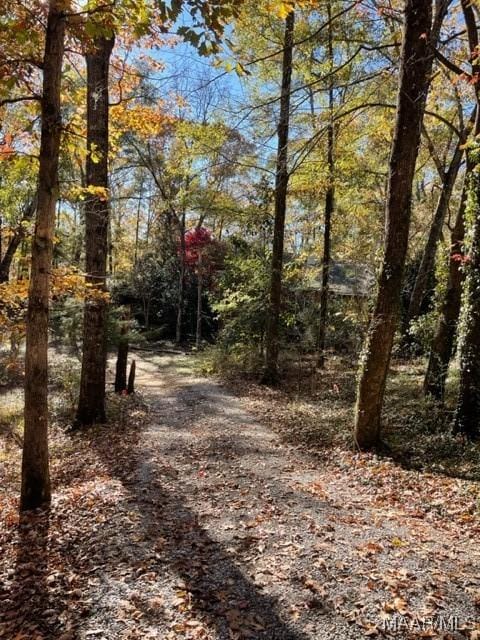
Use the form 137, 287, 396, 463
451, 253, 471, 265
184, 227, 213, 267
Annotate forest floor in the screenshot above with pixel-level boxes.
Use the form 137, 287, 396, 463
1, 350, 480, 640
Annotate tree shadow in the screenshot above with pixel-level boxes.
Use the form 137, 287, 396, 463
0, 508, 53, 639
86, 423, 311, 640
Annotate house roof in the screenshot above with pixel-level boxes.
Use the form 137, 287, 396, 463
302, 258, 375, 297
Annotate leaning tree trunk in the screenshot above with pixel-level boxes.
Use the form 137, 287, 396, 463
0, 231, 24, 284
0, 196, 37, 283
263, 9, 295, 384
21, 0, 65, 511
354, 0, 438, 450
317, 4, 335, 370
424, 178, 468, 400
406, 135, 466, 325
76, 35, 114, 426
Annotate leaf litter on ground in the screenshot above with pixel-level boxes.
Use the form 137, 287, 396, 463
0, 352, 479, 639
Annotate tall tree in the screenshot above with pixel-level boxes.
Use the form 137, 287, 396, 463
263, 9, 295, 384
406, 119, 472, 326
21, 0, 66, 510
453, 0, 480, 438
354, 0, 448, 449
76, 34, 114, 426
424, 176, 468, 400
176, 211, 186, 344
317, 1, 335, 369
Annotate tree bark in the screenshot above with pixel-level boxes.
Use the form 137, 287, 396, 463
407, 135, 466, 324
424, 178, 467, 400
263, 9, 295, 384
142, 297, 150, 330
317, 3, 335, 370
454, 169, 480, 437
21, 0, 65, 511
76, 35, 114, 426
133, 185, 143, 267
454, 0, 480, 438
176, 212, 186, 344
127, 359, 136, 394
114, 323, 128, 393
196, 250, 203, 349
354, 0, 438, 450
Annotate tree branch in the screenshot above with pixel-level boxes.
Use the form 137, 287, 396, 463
0, 95, 41, 108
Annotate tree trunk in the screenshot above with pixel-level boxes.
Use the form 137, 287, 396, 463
18, 239, 30, 280
76, 35, 114, 426
406, 136, 466, 324
134, 190, 142, 266
108, 216, 114, 275
317, 157, 334, 369
196, 251, 203, 349
454, 167, 480, 437
0, 196, 37, 284
21, 0, 65, 511
127, 359, 136, 394
453, 0, 480, 437
424, 178, 467, 400
10, 328, 21, 364
143, 298, 150, 330
176, 212, 186, 344
354, 0, 437, 450
263, 9, 295, 384
0, 233, 22, 283
317, 4, 334, 370
114, 323, 128, 393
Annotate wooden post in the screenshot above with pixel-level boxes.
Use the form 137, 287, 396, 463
127, 359, 136, 395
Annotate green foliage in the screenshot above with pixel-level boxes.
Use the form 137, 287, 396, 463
464, 161, 480, 253
312, 296, 369, 355
211, 240, 270, 349
51, 298, 84, 356
113, 250, 180, 332
455, 167, 480, 357
198, 342, 264, 378
0, 156, 36, 227
107, 305, 143, 347
206, 237, 308, 374
50, 358, 81, 418
406, 238, 452, 355
159, 0, 244, 54
406, 312, 437, 356
202, 238, 270, 374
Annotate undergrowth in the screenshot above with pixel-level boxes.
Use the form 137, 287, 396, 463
204, 352, 480, 482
